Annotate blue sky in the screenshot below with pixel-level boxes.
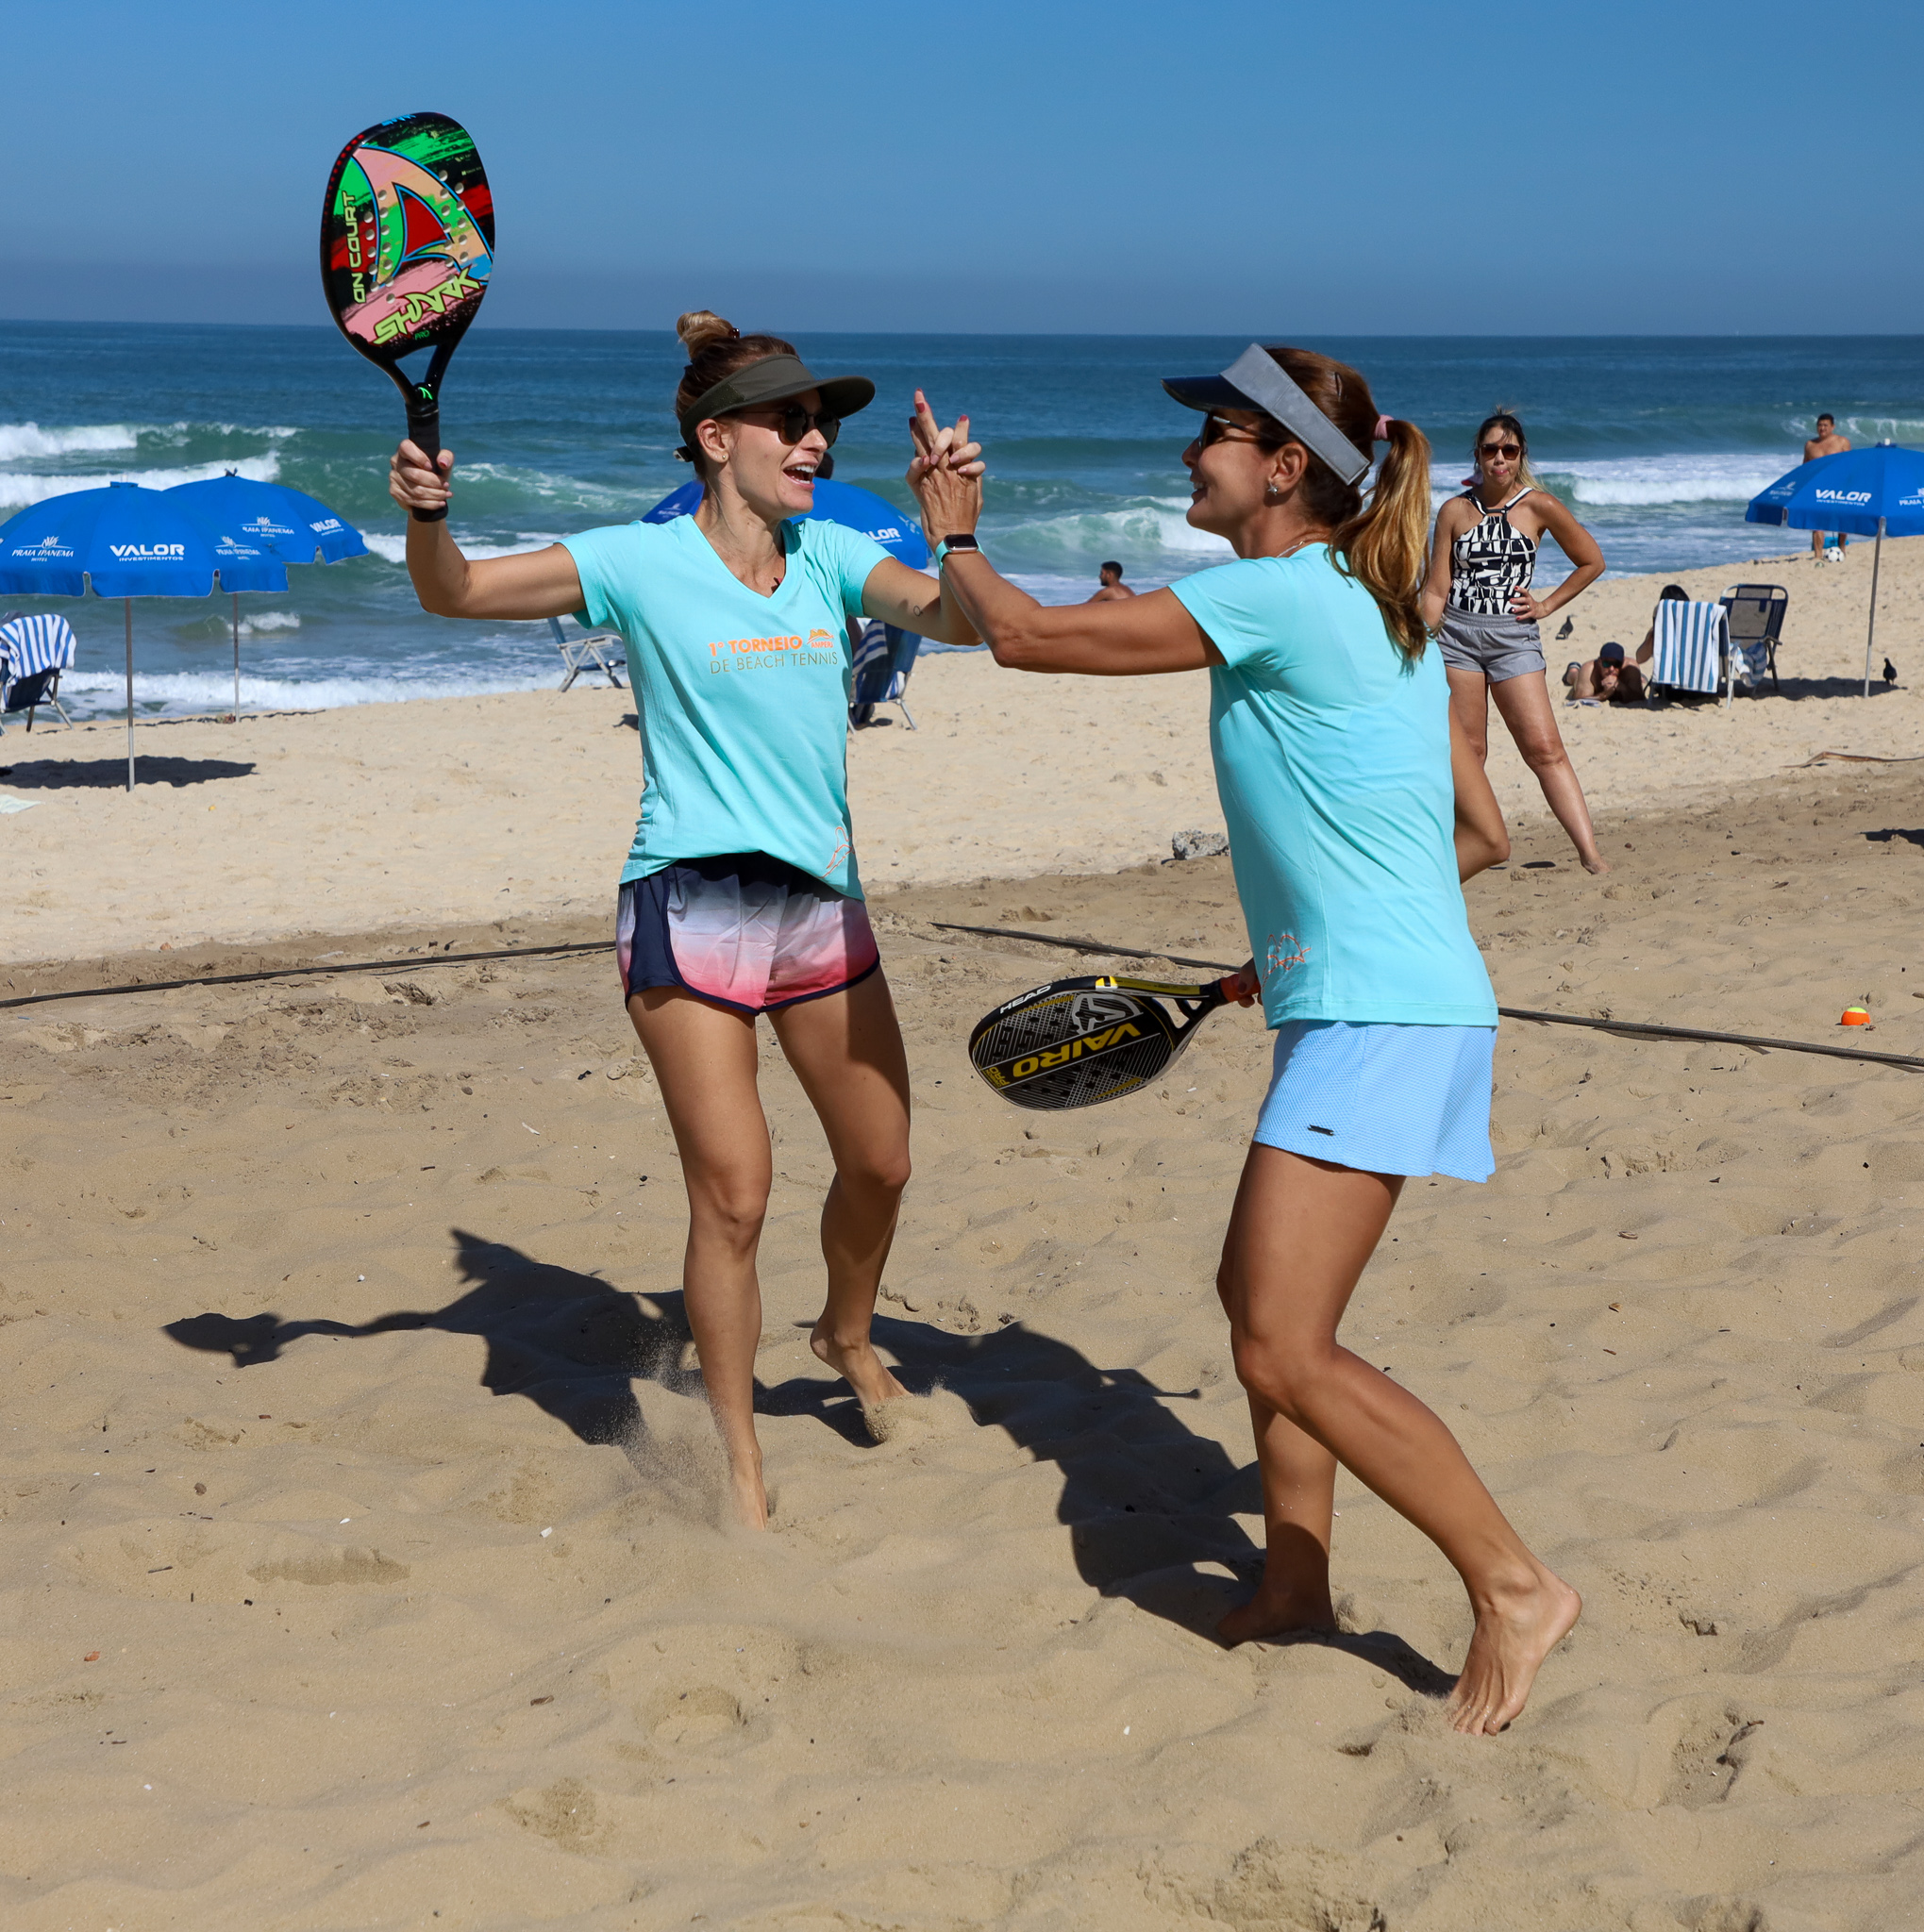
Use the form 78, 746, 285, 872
4, 0, 1919, 334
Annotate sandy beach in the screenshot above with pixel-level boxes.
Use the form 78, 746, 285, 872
3, 550, 1922, 1928
3, 541, 1921, 966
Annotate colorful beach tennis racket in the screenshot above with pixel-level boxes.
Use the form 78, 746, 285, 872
968, 974, 1239, 1111
321, 111, 494, 523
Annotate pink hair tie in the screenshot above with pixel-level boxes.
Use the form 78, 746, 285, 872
1374, 415, 1394, 441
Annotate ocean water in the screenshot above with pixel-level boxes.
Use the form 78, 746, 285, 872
2, 323, 1919, 719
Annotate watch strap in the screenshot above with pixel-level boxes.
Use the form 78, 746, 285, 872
934, 534, 980, 566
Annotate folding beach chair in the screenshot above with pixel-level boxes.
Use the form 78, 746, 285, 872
0, 612, 76, 733
547, 615, 627, 691
1718, 584, 1788, 692
849, 619, 922, 730
1648, 599, 1732, 704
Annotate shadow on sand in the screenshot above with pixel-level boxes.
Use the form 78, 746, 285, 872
0, 756, 257, 789
166, 1231, 1449, 1689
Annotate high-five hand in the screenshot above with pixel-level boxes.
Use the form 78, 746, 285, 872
907, 389, 984, 537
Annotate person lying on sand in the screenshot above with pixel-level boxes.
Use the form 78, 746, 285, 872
1564, 640, 1648, 703
389, 309, 984, 1529
906, 344, 1581, 1737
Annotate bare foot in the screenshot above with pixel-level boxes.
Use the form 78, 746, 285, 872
811, 1319, 909, 1411
1581, 855, 1612, 875
1216, 1581, 1338, 1647
1447, 1567, 1581, 1734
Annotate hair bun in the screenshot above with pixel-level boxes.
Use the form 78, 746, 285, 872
677, 309, 741, 357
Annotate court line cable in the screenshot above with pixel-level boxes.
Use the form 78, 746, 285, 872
0, 940, 614, 1012
929, 921, 1924, 1074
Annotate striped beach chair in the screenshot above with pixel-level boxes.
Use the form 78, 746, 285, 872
1648, 600, 1731, 702
0, 612, 77, 732
849, 618, 921, 730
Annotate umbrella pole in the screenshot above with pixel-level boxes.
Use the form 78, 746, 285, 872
124, 597, 135, 793
232, 591, 241, 713
1864, 518, 1885, 698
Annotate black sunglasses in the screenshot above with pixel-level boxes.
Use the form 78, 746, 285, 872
736, 403, 841, 448
1480, 441, 1522, 459
1195, 413, 1274, 450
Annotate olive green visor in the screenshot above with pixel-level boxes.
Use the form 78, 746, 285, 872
676, 354, 876, 457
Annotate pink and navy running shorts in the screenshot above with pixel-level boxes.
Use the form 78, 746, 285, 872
615, 852, 880, 1017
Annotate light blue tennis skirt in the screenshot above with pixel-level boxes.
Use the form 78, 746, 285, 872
1253, 1021, 1497, 1182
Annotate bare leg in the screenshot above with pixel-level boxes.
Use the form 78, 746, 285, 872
627, 988, 774, 1527
770, 970, 912, 1415
1445, 665, 1492, 765
1489, 671, 1610, 874
1218, 1144, 1581, 1734
1213, 1178, 1340, 1642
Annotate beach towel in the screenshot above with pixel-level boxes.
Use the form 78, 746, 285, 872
1650, 600, 1727, 695
0, 612, 77, 684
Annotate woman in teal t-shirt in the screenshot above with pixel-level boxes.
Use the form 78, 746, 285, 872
907, 346, 1580, 1736
389, 310, 983, 1529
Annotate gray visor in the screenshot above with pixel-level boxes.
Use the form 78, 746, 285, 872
1162, 344, 1371, 486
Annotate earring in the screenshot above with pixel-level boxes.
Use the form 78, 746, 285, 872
1263, 480, 1283, 503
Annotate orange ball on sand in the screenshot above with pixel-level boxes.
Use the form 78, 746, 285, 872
1839, 1006, 1871, 1027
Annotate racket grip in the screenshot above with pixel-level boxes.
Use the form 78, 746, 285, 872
406, 402, 447, 524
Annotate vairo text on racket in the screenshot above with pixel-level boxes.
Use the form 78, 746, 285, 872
968, 974, 1240, 1112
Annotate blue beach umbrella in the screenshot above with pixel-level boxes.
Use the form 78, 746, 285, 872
166, 473, 368, 711
0, 480, 285, 790
1746, 441, 1924, 696
642, 475, 930, 567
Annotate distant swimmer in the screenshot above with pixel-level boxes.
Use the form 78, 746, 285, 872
1804, 413, 1851, 558
1086, 559, 1135, 602
1421, 412, 1613, 874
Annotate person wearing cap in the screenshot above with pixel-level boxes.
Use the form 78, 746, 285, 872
388, 309, 983, 1529
1563, 639, 1648, 704
905, 345, 1579, 1738
1420, 414, 1611, 874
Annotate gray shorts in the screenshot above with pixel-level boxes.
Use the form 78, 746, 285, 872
1437, 607, 1546, 685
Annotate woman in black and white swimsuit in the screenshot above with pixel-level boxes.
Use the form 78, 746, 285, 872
1419, 412, 1610, 874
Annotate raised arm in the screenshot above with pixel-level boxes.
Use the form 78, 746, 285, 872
1515, 495, 1604, 624
390, 439, 585, 621
857, 558, 981, 648
906, 393, 1219, 675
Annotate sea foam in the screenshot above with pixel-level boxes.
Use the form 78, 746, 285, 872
0, 452, 282, 512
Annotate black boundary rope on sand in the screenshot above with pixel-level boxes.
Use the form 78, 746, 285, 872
927, 922, 1924, 1075
0, 941, 612, 1013
4, 918, 1919, 1076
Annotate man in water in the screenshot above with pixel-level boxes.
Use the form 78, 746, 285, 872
1804, 414, 1851, 557
1086, 560, 1135, 603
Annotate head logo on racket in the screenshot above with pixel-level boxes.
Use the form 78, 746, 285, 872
968, 974, 1238, 1111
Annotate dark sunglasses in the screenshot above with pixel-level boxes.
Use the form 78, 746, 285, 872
737, 403, 841, 448
1480, 441, 1522, 459
1195, 413, 1273, 450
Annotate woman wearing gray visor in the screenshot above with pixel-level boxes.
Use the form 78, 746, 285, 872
906, 347, 1579, 1737
390, 310, 983, 1529
1419, 413, 1610, 874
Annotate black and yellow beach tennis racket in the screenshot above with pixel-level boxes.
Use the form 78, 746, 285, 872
968, 974, 1239, 1112
321, 111, 494, 522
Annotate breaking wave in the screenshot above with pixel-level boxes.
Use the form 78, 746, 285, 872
0, 452, 283, 512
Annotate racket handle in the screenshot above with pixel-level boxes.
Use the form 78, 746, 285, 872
406, 400, 447, 524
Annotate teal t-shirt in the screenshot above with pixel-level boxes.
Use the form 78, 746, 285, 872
563, 514, 891, 895
1170, 546, 1497, 1028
